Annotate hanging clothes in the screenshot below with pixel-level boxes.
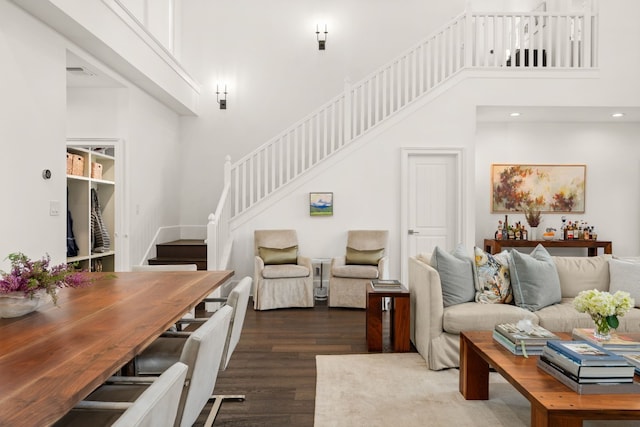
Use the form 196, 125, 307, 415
91, 188, 111, 253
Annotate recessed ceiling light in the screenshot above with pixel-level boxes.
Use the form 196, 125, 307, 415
509, 112, 521, 117
611, 112, 625, 118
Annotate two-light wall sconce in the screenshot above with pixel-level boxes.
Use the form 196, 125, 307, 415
316, 24, 328, 50
216, 84, 228, 109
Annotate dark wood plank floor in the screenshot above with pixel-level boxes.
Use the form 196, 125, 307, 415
198, 298, 411, 426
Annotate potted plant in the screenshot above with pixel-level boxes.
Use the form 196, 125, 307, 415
522, 201, 542, 239
0, 252, 92, 318
573, 289, 634, 340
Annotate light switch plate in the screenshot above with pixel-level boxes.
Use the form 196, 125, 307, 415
49, 200, 60, 216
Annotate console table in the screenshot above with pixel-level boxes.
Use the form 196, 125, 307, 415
484, 239, 612, 257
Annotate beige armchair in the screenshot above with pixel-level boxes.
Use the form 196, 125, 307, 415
253, 230, 314, 310
329, 230, 389, 308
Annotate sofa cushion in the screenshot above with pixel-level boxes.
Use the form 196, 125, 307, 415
431, 245, 475, 307
345, 246, 384, 266
442, 302, 537, 334
332, 264, 379, 279
258, 245, 298, 265
262, 264, 309, 279
609, 259, 640, 308
616, 308, 640, 332
473, 247, 512, 304
535, 298, 594, 332
554, 255, 611, 298
509, 245, 561, 311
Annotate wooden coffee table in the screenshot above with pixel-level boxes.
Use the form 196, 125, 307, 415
460, 331, 640, 427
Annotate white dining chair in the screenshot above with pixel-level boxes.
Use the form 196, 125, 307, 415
63, 305, 233, 427
54, 361, 188, 427
135, 277, 252, 423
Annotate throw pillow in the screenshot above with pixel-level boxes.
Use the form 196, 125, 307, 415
609, 259, 640, 308
473, 247, 512, 304
258, 245, 298, 265
431, 244, 475, 307
345, 247, 384, 266
509, 244, 561, 311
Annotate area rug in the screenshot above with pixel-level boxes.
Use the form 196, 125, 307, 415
314, 353, 638, 427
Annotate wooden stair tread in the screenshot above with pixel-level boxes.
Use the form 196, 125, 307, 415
157, 239, 206, 246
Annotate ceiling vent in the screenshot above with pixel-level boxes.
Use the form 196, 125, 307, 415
66, 66, 96, 76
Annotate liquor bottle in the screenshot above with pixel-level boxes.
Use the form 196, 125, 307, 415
567, 221, 573, 240
521, 225, 528, 241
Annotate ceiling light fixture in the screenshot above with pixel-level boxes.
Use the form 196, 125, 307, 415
509, 112, 521, 117
611, 112, 625, 118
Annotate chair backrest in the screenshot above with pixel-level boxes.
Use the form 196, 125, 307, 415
220, 277, 252, 370
254, 229, 299, 255
112, 362, 188, 427
175, 305, 233, 427
346, 230, 388, 252
132, 264, 198, 272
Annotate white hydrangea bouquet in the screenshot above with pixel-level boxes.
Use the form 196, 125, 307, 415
573, 289, 634, 340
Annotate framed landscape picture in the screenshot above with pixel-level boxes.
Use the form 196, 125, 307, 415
491, 164, 586, 213
310, 192, 333, 216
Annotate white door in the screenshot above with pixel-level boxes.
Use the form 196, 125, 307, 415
400, 149, 463, 282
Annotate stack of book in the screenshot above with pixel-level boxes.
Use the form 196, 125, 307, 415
571, 328, 640, 375
492, 323, 560, 356
537, 340, 639, 394
370, 279, 403, 291
572, 328, 640, 352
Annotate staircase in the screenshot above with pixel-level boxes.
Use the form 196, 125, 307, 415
148, 239, 208, 270
204, 6, 598, 271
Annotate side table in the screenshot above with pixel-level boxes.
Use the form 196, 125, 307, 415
311, 257, 331, 301
366, 283, 410, 352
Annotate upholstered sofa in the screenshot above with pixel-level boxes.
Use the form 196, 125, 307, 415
408, 245, 640, 370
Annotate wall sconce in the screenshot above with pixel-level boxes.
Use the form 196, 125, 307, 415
216, 84, 228, 109
316, 24, 328, 50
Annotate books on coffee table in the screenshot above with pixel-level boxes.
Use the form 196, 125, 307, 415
495, 323, 560, 346
546, 340, 630, 367
492, 323, 559, 356
537, 357, 640, 394
492, 330, 545, 356
621, 353, 640, 375
572, 328, 640, 352
541, 346, 635, 381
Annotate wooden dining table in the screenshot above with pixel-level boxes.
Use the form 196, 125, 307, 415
0, 270, 233, 426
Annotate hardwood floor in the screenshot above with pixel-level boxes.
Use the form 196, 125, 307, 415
201, 298, 411, 426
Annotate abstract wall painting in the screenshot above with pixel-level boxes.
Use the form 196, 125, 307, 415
491, 164, 586, 213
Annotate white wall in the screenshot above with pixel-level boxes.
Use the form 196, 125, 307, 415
229, 82, 478, 282
475, 122, 640, 256
0, 0, 184, 271
177, 0, 467, 224
0, 1, 68, 268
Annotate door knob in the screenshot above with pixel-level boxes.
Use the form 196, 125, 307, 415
408, 229, 420, 235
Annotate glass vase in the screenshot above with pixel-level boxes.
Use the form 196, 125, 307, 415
591, 314, 612, 341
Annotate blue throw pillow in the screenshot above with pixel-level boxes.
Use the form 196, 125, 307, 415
509, 244, 561, 311
431, 244, 475, 307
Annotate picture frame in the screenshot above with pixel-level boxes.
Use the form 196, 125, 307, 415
309, 192, 333, 216
491, 164, 586, 213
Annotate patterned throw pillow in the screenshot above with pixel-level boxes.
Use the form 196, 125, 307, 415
474, 247, 512, 304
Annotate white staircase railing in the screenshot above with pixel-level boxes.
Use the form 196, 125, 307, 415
206, 156, 233, 270
207, 8, 598, 263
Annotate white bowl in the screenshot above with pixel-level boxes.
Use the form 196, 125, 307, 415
542, 234, 555, 241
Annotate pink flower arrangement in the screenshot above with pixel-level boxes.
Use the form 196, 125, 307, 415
0, 252, 92, 306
